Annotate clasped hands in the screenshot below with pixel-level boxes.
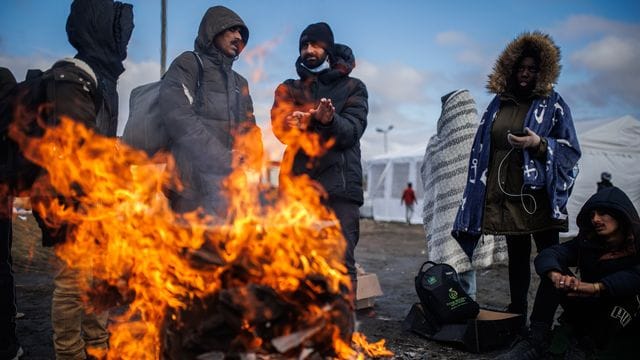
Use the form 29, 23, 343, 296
507, 127, 541, 150
548, 270, 599, 297
285, 98, 335, 130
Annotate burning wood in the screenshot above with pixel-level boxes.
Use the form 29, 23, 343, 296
9, 117, 392, 359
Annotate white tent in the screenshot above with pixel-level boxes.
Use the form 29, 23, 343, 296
566, 115, 640, 235
366, 115, 640, 229
366, 145, 428, 224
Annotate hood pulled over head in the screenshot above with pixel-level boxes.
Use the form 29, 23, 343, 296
487, 31, 560, 97
576, 187, 640, 252
66, 0, 134, 81
437, 89, 477, 135
194, 6, 249, 56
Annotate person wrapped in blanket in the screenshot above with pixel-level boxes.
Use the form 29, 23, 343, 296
452, 31, 581, 317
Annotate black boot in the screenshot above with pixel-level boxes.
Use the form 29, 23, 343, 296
496, 322, 551, 360
564, 334, 596, 360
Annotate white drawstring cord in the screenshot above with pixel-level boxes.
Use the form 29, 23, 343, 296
497, 147, 537, 215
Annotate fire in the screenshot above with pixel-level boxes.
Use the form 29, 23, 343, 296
9, 112, 392, 358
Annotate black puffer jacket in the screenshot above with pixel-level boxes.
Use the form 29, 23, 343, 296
30, 0, 134, 246
66, 0, 134, 137
535, 187, 640, 298
159, 6, 259, 215
271, 44, 368, 205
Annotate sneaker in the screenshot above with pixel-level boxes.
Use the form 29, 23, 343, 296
496, 336, 550, 360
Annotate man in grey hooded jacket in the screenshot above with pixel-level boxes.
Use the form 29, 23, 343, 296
159, 6, 261, 217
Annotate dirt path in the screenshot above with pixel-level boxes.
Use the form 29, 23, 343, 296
11, 216, 537, 359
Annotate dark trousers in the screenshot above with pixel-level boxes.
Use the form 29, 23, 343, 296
506, 230, 559, 315
530, 276, 640, 348
0, 198, 18, 349
327, 198, 360, 293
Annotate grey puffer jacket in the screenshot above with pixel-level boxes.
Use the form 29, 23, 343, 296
159, 6, 258, 215
271, 44, 368, 205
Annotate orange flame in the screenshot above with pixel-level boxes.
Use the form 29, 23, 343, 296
10, 108, 391, 358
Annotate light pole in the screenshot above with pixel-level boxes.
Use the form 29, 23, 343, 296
160, 0, 167, 76
376, 125, 394, 153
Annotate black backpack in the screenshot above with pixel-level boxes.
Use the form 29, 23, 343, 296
414, 261, 479, 324
0, 62, 101, 195
0, 68, 53, 194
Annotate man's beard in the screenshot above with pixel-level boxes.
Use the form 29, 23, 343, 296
302, 55, 327, 69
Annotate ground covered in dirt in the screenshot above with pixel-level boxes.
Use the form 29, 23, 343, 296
11, 216, 540, 359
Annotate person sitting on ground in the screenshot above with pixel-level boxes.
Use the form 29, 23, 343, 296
597, 171, 613, 192
497, 186, 640, 360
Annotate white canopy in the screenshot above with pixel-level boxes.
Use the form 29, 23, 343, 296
566, 115, 640, 235
365, 145, 430, 224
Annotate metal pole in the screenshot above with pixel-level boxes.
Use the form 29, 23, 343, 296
160, 0, 167, 76
383, 132, 388, 153
376, 125, 393, 154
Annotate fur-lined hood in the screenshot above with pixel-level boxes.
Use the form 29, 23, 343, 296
487, 31, 561, 97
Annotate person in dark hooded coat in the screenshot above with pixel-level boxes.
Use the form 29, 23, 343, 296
497, 186, 640, 359
5, 1, 134, 358
452, 32, 581, 316
0, 67, 22, 360
159, 6, 261, 217
270, 22, 368, 295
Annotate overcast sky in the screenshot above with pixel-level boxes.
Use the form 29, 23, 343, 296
2, 0, 639, 161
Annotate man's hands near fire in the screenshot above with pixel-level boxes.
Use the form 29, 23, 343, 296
310, 98, 335, 125
285, 98, 335, 130
286, 111, 311, 130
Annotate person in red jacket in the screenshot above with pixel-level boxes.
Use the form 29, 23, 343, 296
401, 182, 418, 224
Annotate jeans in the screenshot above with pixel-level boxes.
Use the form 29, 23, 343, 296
52, 256, 109, 360
405, 204, 414, 224
0, 197, 19, 351
506, 230, 559, 315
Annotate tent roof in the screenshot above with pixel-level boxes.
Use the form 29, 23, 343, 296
368, 144, 426, 163
579, 115, 640, 153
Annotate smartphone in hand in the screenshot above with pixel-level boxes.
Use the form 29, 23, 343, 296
509, 130, 528, 137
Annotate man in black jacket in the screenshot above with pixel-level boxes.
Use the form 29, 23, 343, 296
3, 1, 134, 359
271, 22, 368, 294
497, 186, 640, 359
159, 6, 261, 217
0, 67, 22, 360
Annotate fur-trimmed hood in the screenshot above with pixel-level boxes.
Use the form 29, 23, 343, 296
487, 31, 561, 97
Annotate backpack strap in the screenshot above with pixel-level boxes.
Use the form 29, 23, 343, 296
191, 51, 204, 107
419, 261, 438, 273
